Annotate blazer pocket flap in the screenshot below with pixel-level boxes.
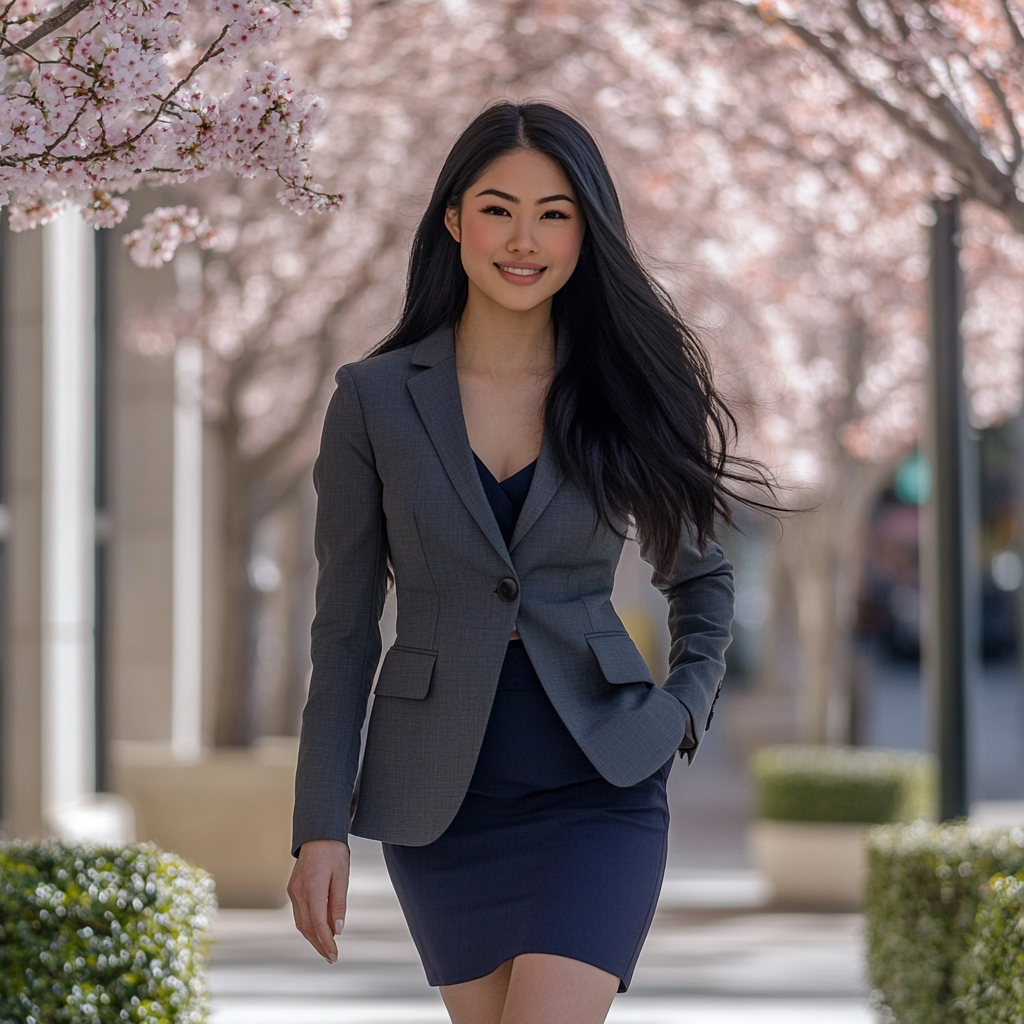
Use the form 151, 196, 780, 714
374, 645, 438, 700
585, 632, 655, 686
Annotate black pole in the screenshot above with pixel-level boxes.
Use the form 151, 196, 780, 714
925, 196, 973, 821
0, 211, 7, 828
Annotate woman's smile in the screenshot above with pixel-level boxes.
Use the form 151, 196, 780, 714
495, 261, 547, 284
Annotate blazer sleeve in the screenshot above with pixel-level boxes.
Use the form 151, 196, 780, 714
639, 525, 734, 765
292, 366, 388, 855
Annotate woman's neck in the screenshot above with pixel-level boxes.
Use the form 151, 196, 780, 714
455, 283, 556, 380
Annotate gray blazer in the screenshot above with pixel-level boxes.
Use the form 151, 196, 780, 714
292, 326, 734, 852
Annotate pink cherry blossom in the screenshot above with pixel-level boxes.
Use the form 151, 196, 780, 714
0, 0, 341, 232
122, 203, 217, 266
111, 0, 1024, 744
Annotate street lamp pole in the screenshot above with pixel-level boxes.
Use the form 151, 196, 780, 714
924, 195, 974, 822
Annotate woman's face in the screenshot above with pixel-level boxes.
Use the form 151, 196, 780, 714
445, 148, 585, 313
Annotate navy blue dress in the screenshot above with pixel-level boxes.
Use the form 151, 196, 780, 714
382, 452, 672, 992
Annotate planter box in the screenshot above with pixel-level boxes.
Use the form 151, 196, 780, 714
111, 737, 297, 908
748, 819, 867, 909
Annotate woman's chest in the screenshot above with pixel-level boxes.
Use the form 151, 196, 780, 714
456, 370, 547, 483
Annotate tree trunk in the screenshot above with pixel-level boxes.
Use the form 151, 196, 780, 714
781, 457, 894, 745
755, 540, 792, 696
786, 514, 841, 743
213, 416, 261, 747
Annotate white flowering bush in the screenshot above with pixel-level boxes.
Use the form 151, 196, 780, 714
0, 840, 216, 1023
958, 871, 1024, 1024
0, 0, 341, 255
865, 822, 1024, 1024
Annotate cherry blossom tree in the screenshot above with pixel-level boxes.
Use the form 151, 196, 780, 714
543, 4, 1024, 742
679, 0, 1024, 234
0, 0, 342, 231
131, 0, 1024, 746
614, 6, 1024, 742
134, 0, 596, 745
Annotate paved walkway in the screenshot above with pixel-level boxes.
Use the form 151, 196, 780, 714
209, 843, 871, 1024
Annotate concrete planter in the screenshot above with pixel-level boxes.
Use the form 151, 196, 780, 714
111, 737, 297, 908
748, 819, 867, 909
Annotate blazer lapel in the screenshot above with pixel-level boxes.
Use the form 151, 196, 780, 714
406, 328, 513, 569
509, 430, 564, 553
510, 320, 568, 553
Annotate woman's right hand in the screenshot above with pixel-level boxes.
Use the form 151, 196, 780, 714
287, 838, 351, 963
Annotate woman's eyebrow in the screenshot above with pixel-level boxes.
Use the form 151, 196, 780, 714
474, 189, 576, 205
476, 188, 519, 203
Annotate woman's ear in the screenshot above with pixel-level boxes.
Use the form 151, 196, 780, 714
444, 205, 461, 243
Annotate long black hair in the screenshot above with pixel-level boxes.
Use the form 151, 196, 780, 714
370, 100, 773, 575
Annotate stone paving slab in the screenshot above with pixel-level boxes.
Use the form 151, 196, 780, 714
212, 996, 872, 1024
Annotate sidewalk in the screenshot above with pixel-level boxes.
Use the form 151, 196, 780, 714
209, 841, 871, 1024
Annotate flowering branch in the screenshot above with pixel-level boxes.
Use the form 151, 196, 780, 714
702, 0, 1024, 234
0, 0, 95, 57
0, 0, 343, 237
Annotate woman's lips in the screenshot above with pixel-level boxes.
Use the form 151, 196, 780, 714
495, 262, 547, 285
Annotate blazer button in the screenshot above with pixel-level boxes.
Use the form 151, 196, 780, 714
496, 577, 519, 602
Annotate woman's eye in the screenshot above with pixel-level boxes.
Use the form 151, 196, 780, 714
482, 205, 512, 217
540, 210, 569, 219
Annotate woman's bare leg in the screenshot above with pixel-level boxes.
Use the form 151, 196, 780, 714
500, 954, 619, 1024
439, 953, 619, 1024
440, 959, 514, 1024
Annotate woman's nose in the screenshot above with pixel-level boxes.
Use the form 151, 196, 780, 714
507, 220, 539, 255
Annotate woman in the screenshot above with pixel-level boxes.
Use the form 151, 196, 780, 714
288, 101, 760, 1024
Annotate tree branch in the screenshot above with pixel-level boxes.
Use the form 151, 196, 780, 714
0, 23, 230, 172
114, 25, 229, 149
749, 5, 1024, 228
974, 65, 1023, 172
244, 224, 402, 484
999, 0, 1024, 52
772, 16, 960, 162
0, 0, 23, 31
1, 0, 94, 57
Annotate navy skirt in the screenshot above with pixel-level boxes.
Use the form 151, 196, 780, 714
382, 639, 672, 992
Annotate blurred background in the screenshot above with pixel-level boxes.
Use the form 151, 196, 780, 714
2, 0, 1024, 936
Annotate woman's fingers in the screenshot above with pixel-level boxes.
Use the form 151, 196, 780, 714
291, 872, 337, 962
288, 839, 350, 964
289, 876, 330, 960
328, 870, 348, 938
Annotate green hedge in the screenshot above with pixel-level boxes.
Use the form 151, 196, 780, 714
0, 840, 216, 1024
751, 745, 937, 824
865, 822, 1024, 1024
958, 871, 1024, 1023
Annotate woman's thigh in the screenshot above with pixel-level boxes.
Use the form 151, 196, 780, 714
503, 954, 619, 1024
441, 953, 619, 1024
440, 958, 513, 1024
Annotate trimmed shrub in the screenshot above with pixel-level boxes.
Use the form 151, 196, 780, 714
751, 745, 937, 824
865, 822, 1024, 1024
0, 840, 216, 1024
958, 872, 1024, 1024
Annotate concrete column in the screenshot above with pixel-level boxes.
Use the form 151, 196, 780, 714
41, 213, 97, 820
172, 339, 204, 760
41, 214, 132, 842
3, 226, 45, 839
171, 249, 204, 760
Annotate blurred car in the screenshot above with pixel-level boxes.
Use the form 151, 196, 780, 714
859, 497, 1020, 661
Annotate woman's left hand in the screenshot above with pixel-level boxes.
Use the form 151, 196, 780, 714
287, 838, 351, 963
